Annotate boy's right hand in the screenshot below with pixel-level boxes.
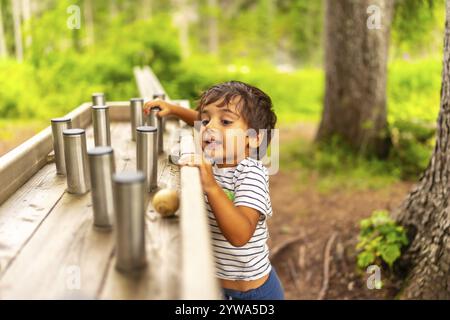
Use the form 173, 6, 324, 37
143, 99, 173, 117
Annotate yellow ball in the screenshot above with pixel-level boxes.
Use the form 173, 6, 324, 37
152, 188, 179, 217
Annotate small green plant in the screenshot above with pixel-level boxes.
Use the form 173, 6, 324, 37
356, 210, 409, 269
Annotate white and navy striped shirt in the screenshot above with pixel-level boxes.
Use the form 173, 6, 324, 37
205, 157, 273, 281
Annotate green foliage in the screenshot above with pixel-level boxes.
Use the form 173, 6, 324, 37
166, 55, 324, 123
356, 210, 409, 269
0, 60, 41, 117
280, 135, 401, 193
392, 0, 445, 57
387, 57, 440, 177
0, 6, 181, 119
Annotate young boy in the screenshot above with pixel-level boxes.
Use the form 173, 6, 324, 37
144, 81, 284, 300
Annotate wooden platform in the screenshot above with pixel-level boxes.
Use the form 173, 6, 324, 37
0, 103, 221, 299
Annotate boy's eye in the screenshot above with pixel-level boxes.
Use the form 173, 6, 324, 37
201, 119, 210, 126
222, 120, 233, 126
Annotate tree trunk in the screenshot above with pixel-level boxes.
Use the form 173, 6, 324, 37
316, 0, 393, 158
172, 0, 194, 58
21, 0, 31, 21
0, 1, 8, 58
11, 0, 23, 61
109, 0, 118, 17
21, 0, 32, 47
84, 0, 95, 46
141, 0, 152, 19
393, 0, 450, 300
207, 0, 218, 55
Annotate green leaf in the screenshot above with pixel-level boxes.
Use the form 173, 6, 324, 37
379, 244, 401, 267
357, 251, 376, 269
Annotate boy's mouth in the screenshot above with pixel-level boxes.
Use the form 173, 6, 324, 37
203, 139, 222, 149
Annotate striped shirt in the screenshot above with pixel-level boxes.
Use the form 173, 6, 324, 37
205, 157, 273, 281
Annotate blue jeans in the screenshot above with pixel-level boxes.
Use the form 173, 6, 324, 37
222, 267, 285, 300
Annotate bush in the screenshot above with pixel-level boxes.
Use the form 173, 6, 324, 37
0, 13, 181, 120
356, 210, 409, 270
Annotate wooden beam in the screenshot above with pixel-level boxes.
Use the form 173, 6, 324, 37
0, 102, 92, 205
179, 126, 221, 299
0, 123, 129, 298
99, 153, 181, 299
0, 101, 135, 206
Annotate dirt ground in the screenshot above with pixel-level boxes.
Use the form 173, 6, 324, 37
267, 123, 414, 300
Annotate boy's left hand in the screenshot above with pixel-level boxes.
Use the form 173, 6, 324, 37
178, 154, 218, 194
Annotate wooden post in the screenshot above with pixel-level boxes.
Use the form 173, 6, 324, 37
179, 125, 221, 299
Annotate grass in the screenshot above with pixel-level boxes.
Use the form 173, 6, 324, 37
279, 135, 403, 194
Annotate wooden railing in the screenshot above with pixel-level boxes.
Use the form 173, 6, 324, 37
0, 67, 221, 299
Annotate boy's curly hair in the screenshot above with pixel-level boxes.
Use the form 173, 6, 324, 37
196, 81, 277, 146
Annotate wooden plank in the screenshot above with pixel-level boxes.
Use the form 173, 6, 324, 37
0, 124, 110, 278
133, 67, 146, 98
0, 102, 91, 205
0, 101, 129, 206
133, 67, 152, 99
0, 123, 131, 299
143, 66, 167, 99
0, 164, 65, 275
0, 127, 52, 206
66, 102, 92, 129
140, 67, 159, 98
98, 159, 181, 299
98, 120, 181, 299
134, 67, 155, 99
108, 102, 130, 122
178, 126, 221, 299
0, 121, 184, 299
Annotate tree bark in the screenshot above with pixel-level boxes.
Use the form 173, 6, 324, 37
0, 1, 8, 58
21, 0, 32, 47
394, 1, 450, 300
172, 0, 195, 58
109, 0, 118, 17
11, 0, 23, 61
317, 0, 393, 158
141, 0, 152, 19
207, 0, 219, 55
84, 0, 95, 46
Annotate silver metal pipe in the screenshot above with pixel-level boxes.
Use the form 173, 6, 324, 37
63, 129, 90, 194
146, 107, 164, 154
151, 93, 166, 139
130, 98, 144, 141
88, 146, 115, 229
113, 171, 147, 272
92, 93, 106, 106
136, 126, 158, 192
51, 118, 72, 175
92, 105, 111, 146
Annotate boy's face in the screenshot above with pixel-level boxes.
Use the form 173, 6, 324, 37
199, 97, 253, 167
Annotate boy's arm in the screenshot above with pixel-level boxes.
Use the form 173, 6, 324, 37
171, 105, 199, 126
179, 155, 260, 247
144, 100, 199, 126
206, 185, 260, 247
